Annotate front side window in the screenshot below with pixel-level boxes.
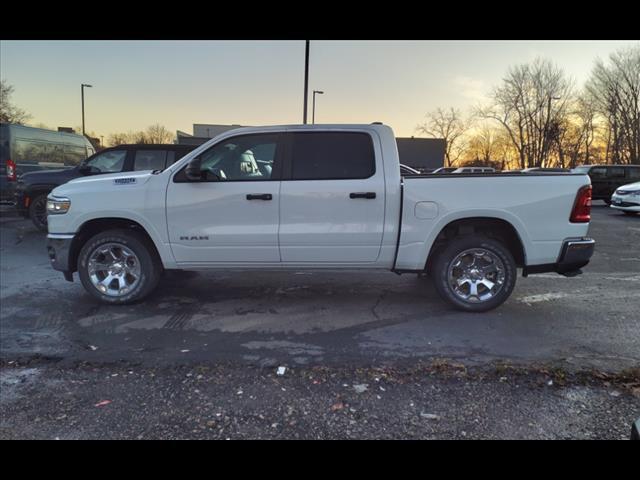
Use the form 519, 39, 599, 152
176, 134, 278, 182
289, 132, 375, 180
628, 167, 640, 179
134, 150, 167, 171
85, 150, 127, 173
589, 167, 606, 178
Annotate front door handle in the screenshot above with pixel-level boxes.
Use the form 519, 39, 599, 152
246, 193, 272, 201
349, 192, 376, 199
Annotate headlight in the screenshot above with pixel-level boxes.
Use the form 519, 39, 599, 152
627, 190, 640, 196
46, 196, 71, 215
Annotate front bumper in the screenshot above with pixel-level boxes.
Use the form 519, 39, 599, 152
46, 234, 75, 281
610, 195, 640, 212
523, 237, 595, 277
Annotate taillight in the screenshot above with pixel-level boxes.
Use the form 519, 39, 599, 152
570, 185, 592, 223
6, 159, 17, 181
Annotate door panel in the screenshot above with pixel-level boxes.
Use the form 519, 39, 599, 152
166, 133, 282, 264
278, 131, 385, 263
279, 179, 385, 262
166, 181, 281, 263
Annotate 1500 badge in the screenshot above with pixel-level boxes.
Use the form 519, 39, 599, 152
114, 178, 137, 185
180, 236, 209, 240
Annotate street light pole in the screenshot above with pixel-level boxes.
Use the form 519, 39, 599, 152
81, 83, 93, 136
303, 40, 310, 124
312, 90, 324, 124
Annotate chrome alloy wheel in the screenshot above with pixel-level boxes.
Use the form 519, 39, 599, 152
447, 248, 506, 303
87, 243, 141, 297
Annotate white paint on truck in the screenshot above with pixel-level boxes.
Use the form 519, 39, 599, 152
46, 124, 594, 312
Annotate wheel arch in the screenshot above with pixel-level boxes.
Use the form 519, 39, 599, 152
425, 216, 527, 272
69, 217, 164, 273
25, 186, 57, 210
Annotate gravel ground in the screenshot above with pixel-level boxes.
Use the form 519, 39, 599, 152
1, 359, 638, 440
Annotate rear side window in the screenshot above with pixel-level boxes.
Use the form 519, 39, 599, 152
0, 142, 8, 164
589, 167, 606, 178
14, 139, 46, 164
134, 150, 167, 171
608, 167, 625, 178
289, 132, 375, 180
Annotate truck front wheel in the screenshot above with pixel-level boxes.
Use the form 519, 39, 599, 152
29, 194, 49, 232
432, 235, 516, 312
77, 229, 162, 304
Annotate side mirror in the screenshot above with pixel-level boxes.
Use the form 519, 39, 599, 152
78, 164, 91, 174
185, 157, 203, 181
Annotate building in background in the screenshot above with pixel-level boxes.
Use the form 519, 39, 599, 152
177, 124, 445, 170
177, 124, 247, 146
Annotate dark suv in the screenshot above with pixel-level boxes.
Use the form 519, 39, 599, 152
572, 164, 640, 203
15, 144, 197, 230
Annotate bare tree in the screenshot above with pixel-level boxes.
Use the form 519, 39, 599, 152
107, 132, 131, 146
416, 108, 468, 167
478, 58, 573, 168
551, 93, 599, 168
466, 125, 513, 170
586, 45, 640, 164
145, 124, 174, 144
0, 80, 32, 124
129, 130, 149, 144
107, 124, 174, 146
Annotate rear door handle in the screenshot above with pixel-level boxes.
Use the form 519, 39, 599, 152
246, 193, 272, 201
349, 192, 376, 199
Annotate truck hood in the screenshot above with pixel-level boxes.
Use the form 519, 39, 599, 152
52, 170, 156, 197
19, 167, 80, 186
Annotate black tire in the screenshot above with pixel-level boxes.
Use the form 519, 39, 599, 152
431, 235, 517, 312
77, 229, 163, 304
29, 194, 48, 232
623, 211, 638, 216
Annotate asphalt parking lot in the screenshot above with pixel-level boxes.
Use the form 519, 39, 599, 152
1, 203, 639, 371
1, 203, 639, 439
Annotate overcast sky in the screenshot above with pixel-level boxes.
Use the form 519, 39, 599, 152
1, 40, 637, 138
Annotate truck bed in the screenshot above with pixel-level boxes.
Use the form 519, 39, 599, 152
394, 172, 591, 270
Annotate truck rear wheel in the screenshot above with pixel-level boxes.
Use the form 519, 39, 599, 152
432, 235, 516, 312
77, 229, 162, 304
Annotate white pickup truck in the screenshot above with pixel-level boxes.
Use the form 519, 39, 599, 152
45, 124, 595, 312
